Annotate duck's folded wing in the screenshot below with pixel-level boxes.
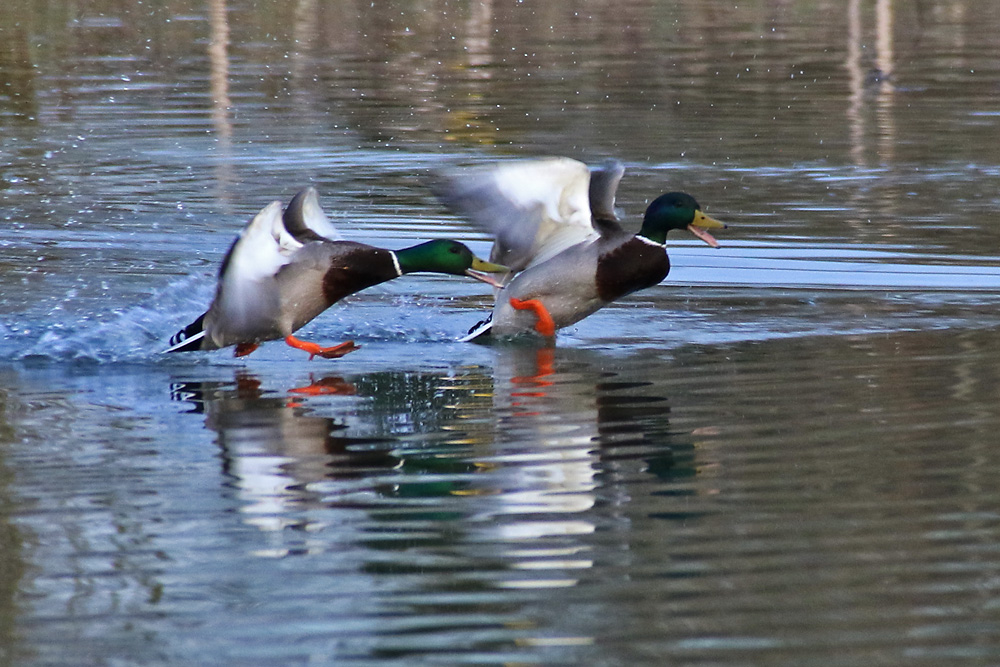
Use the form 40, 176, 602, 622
282, 186, 343, 242
204, 201, 301, 337
434, 157, 598, 273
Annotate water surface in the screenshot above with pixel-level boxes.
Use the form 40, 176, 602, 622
3, 1, 1000, 664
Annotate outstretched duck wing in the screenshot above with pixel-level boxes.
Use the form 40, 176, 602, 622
434, 157, 599, 274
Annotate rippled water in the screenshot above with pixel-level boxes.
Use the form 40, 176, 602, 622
3, 1, 1000, 664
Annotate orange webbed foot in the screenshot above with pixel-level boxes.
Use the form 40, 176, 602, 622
508, 297, 556, 337
284, 335, 361, 360
234, 342, 260, 357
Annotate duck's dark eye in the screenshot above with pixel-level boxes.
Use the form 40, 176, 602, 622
449, 245, 460, 254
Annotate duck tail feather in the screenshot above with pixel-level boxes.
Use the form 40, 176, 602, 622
459, 313, 493, 343
165, 314, 207, 353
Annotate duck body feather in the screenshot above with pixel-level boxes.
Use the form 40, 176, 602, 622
198, 240, 399, 350
487, 226, 669, 336
435, 156, 723, 341
437, 158, 660, 339
167, 188, 400, 353
168, 186, 507, 356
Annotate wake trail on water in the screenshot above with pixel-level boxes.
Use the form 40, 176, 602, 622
0, 276, 481, 364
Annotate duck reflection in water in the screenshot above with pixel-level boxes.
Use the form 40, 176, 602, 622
172, 371, 401, 537
466, 344, 691, 557
170, 350, 699, 567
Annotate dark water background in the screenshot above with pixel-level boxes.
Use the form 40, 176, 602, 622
3, 1, 1000, 664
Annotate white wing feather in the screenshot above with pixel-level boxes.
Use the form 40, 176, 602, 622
436, 157, 598, 273
222, 201, 301, 298
490, 157, 597, 269
210, 201, 302, 339
295, 186, 342, 240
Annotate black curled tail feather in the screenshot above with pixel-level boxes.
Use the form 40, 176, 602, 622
458, 312, 493, 343
165, 313, 207, 353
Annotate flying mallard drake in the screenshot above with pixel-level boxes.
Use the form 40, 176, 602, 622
433, 157, 727, 340
166, 187, 507, 358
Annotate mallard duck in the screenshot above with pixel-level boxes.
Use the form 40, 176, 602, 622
166, 187, 507, 358
433, 157, 727, 340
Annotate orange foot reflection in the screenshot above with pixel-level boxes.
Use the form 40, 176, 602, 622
289, 376, 357, 397
511, 348, 556, 409
287, 375, 357, 407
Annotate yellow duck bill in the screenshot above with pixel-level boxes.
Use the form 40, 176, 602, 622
466, 257, 509, 288
688, 212, 727, 248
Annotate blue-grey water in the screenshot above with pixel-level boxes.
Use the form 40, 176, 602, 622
3, 1, 1000, 665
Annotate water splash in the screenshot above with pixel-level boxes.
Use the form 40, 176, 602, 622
1, 275, 212, 363
0, 275, 493, 364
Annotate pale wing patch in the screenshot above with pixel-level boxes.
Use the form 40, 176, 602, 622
223, 201, 300, 288
489, 157, 597, 270
271, 205, 303, 258
298, 187, 342, 240
210, 201, 291, 334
